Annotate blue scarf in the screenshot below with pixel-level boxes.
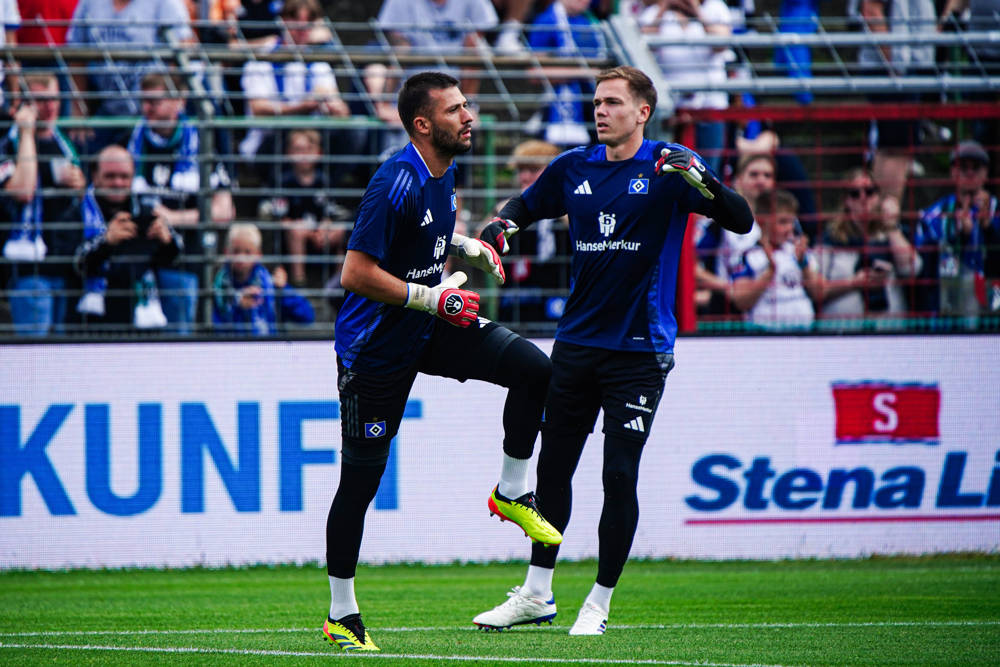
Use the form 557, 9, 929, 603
77, 185, 110, 314
213, 263, 277, 336
126, 115, 200, 194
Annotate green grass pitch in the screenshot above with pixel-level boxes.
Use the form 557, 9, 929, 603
1, 555, 998, 665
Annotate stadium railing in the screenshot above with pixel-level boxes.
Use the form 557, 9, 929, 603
0, 14, 996, 339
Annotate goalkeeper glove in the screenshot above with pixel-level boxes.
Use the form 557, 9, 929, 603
404, 271, 480, 327
655, 148, 719, 200
480, 217, 519, 256
451, 233, 506, 284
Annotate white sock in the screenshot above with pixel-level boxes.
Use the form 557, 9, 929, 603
498, 454, 530, 499
521, 565, 554, 599
329, 576, 360, 620
585, 582, 614, 612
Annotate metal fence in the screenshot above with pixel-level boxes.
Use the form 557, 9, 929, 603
0, 13, 997, 339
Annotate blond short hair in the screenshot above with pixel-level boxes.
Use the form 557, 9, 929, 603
227, 223, 263, 252
23, 72, 57, 90
508, 139, 560, 169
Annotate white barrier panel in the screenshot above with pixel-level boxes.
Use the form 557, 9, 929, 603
1, 336, 997, 569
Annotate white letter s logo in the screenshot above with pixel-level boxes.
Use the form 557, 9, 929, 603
873, 393, 898, 432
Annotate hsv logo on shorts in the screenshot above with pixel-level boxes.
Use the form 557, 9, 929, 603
364, 421, 386, 438
832, 381, 940, 445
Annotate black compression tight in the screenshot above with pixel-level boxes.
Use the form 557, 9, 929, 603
530, 431, 645, 588
325, 337, 547, 578
489, 336, 551, 460
326, 459, 386, 578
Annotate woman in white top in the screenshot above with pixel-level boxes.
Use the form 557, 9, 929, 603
815, 168, 922, 324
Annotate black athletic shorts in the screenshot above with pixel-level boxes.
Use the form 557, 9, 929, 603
542, 340, 674, 444
336, 318, 521, 465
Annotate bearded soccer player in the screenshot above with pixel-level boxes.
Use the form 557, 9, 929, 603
322, 71, 560, 652
473, 66, 753, 635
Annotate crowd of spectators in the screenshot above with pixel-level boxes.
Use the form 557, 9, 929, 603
0, 0, 997, 337
694, 137, 998, 330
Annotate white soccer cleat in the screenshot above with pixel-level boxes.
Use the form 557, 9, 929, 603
568, 601, 608, 635
473, 586, 557, 631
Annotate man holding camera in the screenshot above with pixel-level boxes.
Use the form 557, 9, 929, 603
125, 71, 235, 335
73, 145, 182, 331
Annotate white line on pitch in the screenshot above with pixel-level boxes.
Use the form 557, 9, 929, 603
1, 619, 997, 638
0, 643, 793, 667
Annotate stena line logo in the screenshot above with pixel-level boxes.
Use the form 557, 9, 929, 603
683, 380, 1000, 525
683, 450, 1000, 524
0, 400, 421, 517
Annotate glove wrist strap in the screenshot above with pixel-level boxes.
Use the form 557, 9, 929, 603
404, 282, 434, 313
449, 232, 470, 258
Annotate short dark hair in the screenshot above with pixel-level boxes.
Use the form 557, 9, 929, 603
140, 71, 185, 95
282, 0, 321, 20
736, 153, 776, 178
595, 66, 657, 118
754, 189, 799, 217
397, 71, 460, 137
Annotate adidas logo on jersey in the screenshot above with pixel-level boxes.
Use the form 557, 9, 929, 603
421, 209, 434, 227
573, 180, 592, 195
624, 416, 645, 433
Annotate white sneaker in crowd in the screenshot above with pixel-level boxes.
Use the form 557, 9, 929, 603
494, 25, 526, 56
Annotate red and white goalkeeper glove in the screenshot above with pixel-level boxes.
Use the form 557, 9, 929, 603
655, 148, 718, 200
450, 232, 505, 284
404, 271, 480, 327
480, 217, 519, 256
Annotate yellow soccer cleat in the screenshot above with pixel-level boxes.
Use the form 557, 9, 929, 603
488, 485, 563, 546
322, 614, 380, 651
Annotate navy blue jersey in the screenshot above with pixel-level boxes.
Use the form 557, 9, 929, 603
521, 139, 714, 354
335, 143, 459, 373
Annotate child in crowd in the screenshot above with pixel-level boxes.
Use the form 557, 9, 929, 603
730, 189, 823, 329
262, 128, 348, 287
212, 223, 315, 335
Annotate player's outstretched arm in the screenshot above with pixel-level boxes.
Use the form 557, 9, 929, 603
655, 148, 753, 235
480, 195, 538, 256
450, 232, 506, 284
708, 184, 754, 235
